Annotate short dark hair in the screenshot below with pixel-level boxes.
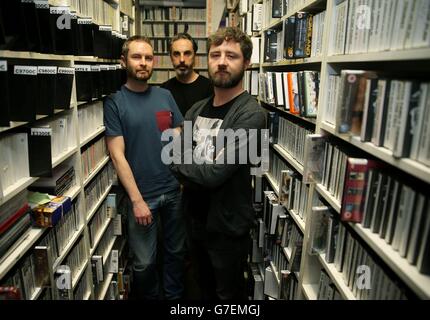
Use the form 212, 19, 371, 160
207, 27, 253, 61
122, 35, 152, 58
169, 33, 198, 54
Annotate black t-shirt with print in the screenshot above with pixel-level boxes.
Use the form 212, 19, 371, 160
161, 75, 213, 117
185, 92, 246, 231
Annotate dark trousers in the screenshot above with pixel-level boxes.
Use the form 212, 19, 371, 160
190, 220, 250, 300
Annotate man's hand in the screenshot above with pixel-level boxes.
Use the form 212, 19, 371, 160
132, 199, 152, 226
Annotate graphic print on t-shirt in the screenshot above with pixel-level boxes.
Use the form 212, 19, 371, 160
193, 116, 223, 163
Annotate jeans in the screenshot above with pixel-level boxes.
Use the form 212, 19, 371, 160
127, 188, 186, 300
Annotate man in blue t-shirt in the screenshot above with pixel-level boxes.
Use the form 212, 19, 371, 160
103, 35, 185, 300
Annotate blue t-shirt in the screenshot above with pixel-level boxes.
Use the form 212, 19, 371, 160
103, 85, 184, 198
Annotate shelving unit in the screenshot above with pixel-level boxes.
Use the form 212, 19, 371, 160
301, 283, 318, 300
0, 0, 133, 300
142, 20, 206, 23
140, 3, 208, 85
0, 228, 46, 280
253, 0, 430, 301
80, 126, 106, 148
52, 224, 86, 272
288, 208, 306, 234
272, 144, 304, 175
262, 57, 322, 67
72, 260, 90, 289
320, 122, 430, 183
98, 273, 114, 300
317, 253, 356, 300
83, 156, 111, 187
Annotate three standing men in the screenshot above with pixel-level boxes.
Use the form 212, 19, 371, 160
104, 27, 266, 300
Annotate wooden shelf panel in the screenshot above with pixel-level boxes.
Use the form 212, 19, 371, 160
260, 100, 317, 126
349, 223, 430, 300
72, 259, 90, 289
52, 146, 78, 168
327, 48, 430, 63
87, 184, 113, 222
142, 20, 206, 23
90, 218, 112, 257
80, 126, 106, 148
288, 208, 306, 234
0, 228, 45, 280
83, 156, 110, 187
301, 283, 319, 300
272, 144, 304, 175
318, 253, 356, 300
262, 56, 322, 67
264, 173, 279, 195
98, 272, 114, 300
314, 183, 341, 213
52, 223, 86, 272
320, 122, 430, 184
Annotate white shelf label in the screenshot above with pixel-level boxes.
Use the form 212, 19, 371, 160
14, 66, 38, 76
99, 65, 109, 71
21, 0, 35, 4
34, 0, 49, 9
99, 25, 112, 32
77, 18, 92, 25
70, 11, 77, 19
31, 127, 52, 136
74, 65, 91, 72
50, 6, 70, 15
91, 65, 101, 72
108, 65, 117, 71
38, 66, 57, 74
0, 61, 7, 72
58, 67, 75, 75
116, 64, 122, 70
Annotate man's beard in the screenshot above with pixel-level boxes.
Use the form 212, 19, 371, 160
174, 63, 192, 77
209, 66, 244, 88
126, 65, 152, 82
